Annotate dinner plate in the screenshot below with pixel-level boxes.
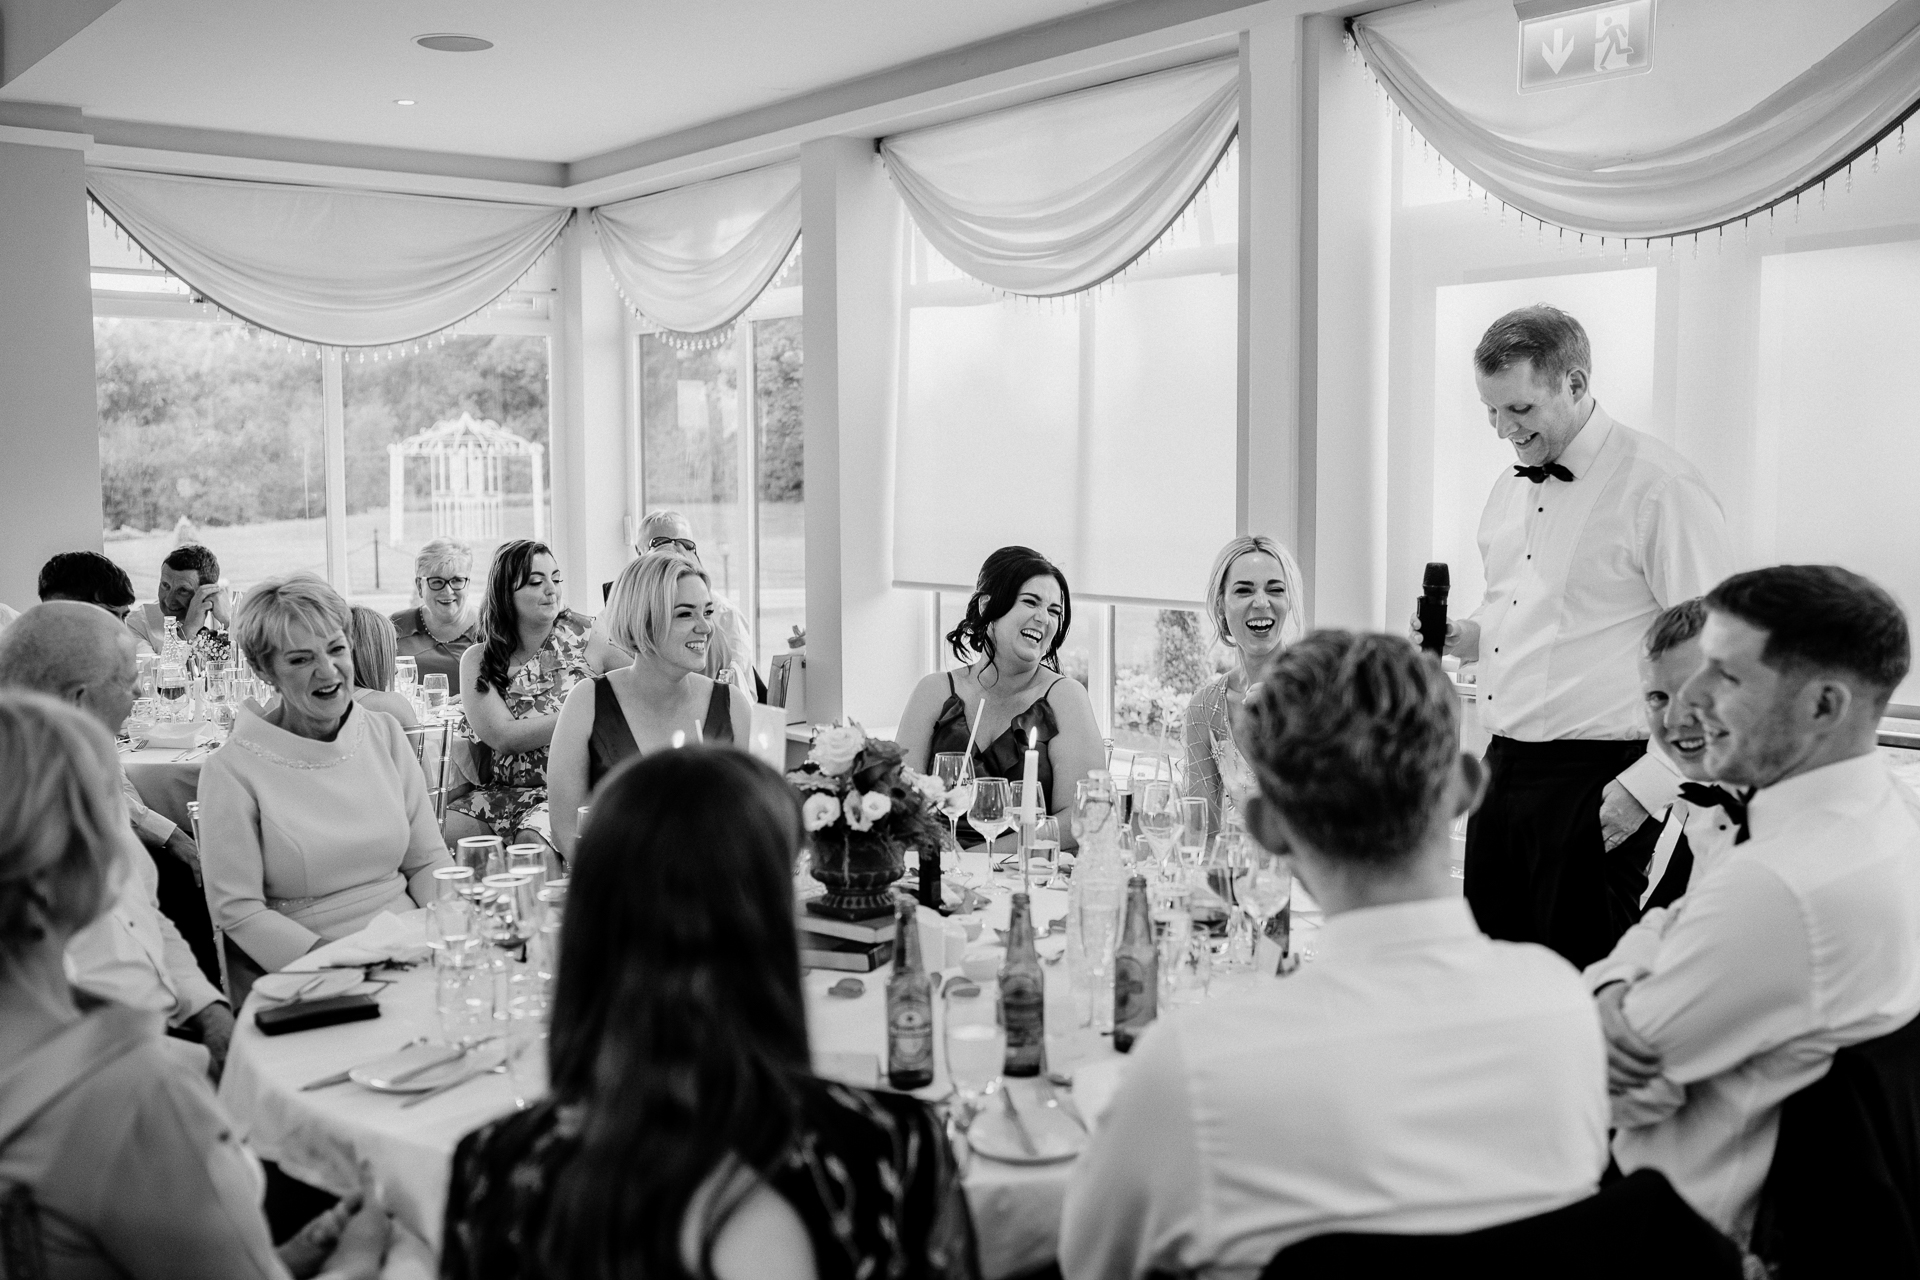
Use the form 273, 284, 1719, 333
965, 1087, 1088, 1165
250, 969, 366, 1004
349, 1041, 503, 1093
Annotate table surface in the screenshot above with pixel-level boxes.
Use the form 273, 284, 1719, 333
218, 850, 1319, 1279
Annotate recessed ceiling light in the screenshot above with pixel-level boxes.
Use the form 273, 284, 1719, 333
414, 33, 493, 53
394, 99, 417, 106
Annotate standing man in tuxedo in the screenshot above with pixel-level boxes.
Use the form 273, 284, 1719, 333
1433, 305, 1731, 967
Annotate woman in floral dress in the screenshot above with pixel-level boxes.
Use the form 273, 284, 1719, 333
448, 540, 602, 851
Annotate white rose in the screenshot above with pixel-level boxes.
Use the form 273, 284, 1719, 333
843, 791, 875, 832
909, 772, 946, 805
810, 725, 867, 776
861, 791, 892, 822
802, 793, 840, 832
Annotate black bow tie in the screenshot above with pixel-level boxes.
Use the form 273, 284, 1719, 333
1514, 462, 1575, 484
1678, 782, 1752, 845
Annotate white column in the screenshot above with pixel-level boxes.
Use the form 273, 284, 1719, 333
1302, 15, 1393, 630
552, 216, 633, 596
322, 349, 349, 590
1237, 18, 1308, 616
0, 135, 100, 609
800, 136, 929, 726
530, 444, 547, 542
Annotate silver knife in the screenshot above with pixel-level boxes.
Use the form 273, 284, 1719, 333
998, 1083, 1040, 1156
1037, 1074, 1088, 1132
298, 1035, 429, 1091
400, 1060, 504, 1109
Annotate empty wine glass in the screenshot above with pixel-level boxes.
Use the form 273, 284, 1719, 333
455, 835, 504, 888
969, 777, 1011, 865
1138, 780, 1178, 868
933, 752, 975, 853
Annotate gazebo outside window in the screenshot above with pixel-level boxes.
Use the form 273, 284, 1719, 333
387, 412, 546, 548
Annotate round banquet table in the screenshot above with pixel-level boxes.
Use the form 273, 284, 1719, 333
216, 851, 1311, 1278
122, 743, 209, 833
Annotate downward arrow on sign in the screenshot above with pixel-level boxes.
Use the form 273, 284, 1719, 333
1542, 27, 1574, 73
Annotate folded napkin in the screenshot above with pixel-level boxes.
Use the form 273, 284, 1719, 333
283, 909, 431, 973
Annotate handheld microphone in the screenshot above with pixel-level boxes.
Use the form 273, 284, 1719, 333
1418, 562, 1450, 657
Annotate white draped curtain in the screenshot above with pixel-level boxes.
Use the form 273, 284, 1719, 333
881, 56, 1239, 296
87, 167, 572, 348
589, 161, 801, 343
1353, 0, 1920, 240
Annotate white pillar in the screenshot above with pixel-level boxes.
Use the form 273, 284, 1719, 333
552, 216, 633, 595
1237, 18, 1308, 617
800, 136, 929, 726
530, 444, 546, 542
1302, 14, 1393, 630
0, 135, 100, 609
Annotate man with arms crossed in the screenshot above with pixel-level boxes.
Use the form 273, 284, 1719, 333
1597, 565, 1920, 1243
1433, 305, 1730, 967
1060, 632, 1606, 1279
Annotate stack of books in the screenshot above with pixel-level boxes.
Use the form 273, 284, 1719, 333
798, 911, 896, 972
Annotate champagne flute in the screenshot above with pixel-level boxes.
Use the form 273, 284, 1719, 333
933, 752, 975, 854
1138, 780, 1178, 869
969, 777, 1011, 866
943, 981, 1005, 1119
1177, 796, 1209, 869
1238, 842, 1293, 974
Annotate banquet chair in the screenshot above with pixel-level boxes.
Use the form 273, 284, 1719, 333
1750, 1010, 1920, 1278
190, 800, 266, 1009
403, 719, 453, 824
0, 1185, 47, 1279
1263, 1169, 1741, 1279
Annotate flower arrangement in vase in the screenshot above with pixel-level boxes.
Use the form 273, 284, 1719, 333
790, 723, 948, 920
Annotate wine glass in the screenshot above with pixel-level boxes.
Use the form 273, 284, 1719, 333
933, 752, 975, 853
394, 655, 419, 697
455, 835, 504, 891
507, 843, 547, 891
1177, 796, 1209, 868
423, 673, 450, 710
969, 777, 1011, 865
1237, 841, 1293, 974
1138, 780, 1178, 868
428, 866, 476, 948
155, 660, 189, 721
943, 980, 1005, 1118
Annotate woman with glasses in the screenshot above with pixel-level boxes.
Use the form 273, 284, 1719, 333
448, 540, 601, 851
391, 538, 482, 686
442, 747, 978, 1280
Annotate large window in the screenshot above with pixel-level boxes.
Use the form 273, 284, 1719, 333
635, 259, 802, 677
97, 317, 327, 603
92, 220, 556, 611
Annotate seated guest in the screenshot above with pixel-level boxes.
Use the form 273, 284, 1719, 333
0, 601, 15, 633
632, 509, 756, 694
391, 538, 481, 686
1182, 533, 1305, 834
897, 546, 1104, 840
1060, 631, 1607, 1278
347, 605, 421, 729
127, 543, 232, 664
199, 574, 450, 984
0, 603, 232, 1075
449, 540, 599, 850
1596, 565, 1920, 1244
442, 747, 977, 1280
547, 553, 754, 853
0, 690, 390, 1279
38, 549, 138, 622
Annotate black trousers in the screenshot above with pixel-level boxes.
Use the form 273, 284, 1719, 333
1464, 735, 1651, 970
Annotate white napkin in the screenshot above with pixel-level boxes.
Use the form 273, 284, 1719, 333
283, 909, 431, 972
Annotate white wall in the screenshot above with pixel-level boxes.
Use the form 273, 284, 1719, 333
0, 137, 101, 610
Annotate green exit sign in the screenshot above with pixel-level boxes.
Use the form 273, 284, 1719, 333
1516, 0, 1655, 93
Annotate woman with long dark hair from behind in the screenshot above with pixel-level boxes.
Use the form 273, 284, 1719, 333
441, 747, 978, 1280
896, 545, 1105, 843
447, 540, 603, 851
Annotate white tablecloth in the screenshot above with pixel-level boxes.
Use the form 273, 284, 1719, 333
217, 852, 1311, 1278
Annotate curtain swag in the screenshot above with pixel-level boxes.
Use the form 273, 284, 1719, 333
590, 161, 801, 345
86, 167, 572, 349
1352, 0, 1920, 242
880, 56, 1238, 297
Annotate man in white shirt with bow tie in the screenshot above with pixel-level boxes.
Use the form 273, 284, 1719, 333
1432, 305, 1731, 969
1595, 565, 1920, 1244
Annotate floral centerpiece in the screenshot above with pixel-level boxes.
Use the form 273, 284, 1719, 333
790, 723, 948, 920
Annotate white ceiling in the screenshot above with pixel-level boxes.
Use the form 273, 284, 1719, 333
1, 0, 1115, 165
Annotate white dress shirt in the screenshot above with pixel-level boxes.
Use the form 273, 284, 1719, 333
120, 766, 179, 846
1470, 404, 1730, 743
1607, 752, 1920, 1242
65, 825, 224, 1026
1059, 897, 1609, 1280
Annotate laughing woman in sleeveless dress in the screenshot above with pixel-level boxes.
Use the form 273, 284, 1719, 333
547, 552, 754, 854
897, 546, 1105, 849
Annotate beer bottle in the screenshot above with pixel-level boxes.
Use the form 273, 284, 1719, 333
1113, 874, 1158, 1053
1000, 892, 1045, 1077
885, 892, 934, 1090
